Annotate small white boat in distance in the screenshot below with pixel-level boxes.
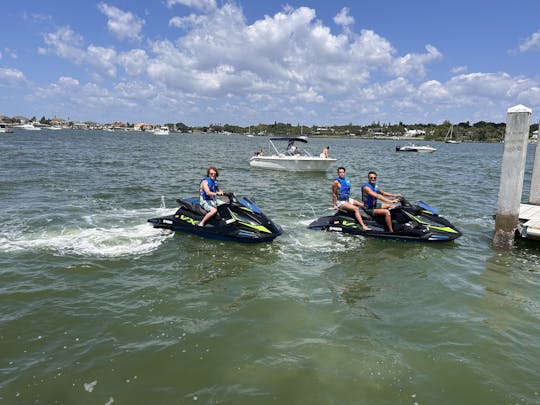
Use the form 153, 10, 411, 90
0, 123, 13, 133
249, 137, 336, 171
396, 144, 436, 153
153, 126, 170, 135
14, 123, 41, 131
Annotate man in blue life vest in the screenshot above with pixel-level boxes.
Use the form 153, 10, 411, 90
198, 166, 225, 227
332, 167, 371, 230
361, 170, 400, 232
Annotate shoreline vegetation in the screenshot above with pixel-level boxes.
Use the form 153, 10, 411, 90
2, 115, 538, 143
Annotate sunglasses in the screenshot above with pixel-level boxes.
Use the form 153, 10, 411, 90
369, 176, 377, 180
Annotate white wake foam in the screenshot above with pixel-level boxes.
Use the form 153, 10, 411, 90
0, 207, 175, 257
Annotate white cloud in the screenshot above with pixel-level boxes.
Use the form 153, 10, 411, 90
518, 29, 540, 52
451, 65, 468, 74
0, 67, 26, 85
350, 29, 394, 66
42, 27, 86, 62
87, 45, 117, 78
391, 44, 442, 78
334, 7, 354, 27
169, 14, 206, 28
118, 49, 149, 75
166, 0, 217, 12
41, 27, 118, 79
98, 3, 144, 41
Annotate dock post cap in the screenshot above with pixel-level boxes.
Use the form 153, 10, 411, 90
507, 104, 532, 113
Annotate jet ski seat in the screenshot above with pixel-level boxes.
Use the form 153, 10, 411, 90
176, 198, 209, 217
337, 206, 372, 220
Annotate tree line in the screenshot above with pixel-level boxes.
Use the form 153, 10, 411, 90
2, 115, 538, 141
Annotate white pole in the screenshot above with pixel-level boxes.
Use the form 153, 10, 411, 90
493, 104, 531, 248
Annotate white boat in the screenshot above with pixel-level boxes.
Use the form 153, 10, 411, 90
0, 123, 13, 133
14, 123, 41, 131
153, 126, 170, 135
444, 124, 461, 144
396, 144, 436, 153
249, 137, 336, 171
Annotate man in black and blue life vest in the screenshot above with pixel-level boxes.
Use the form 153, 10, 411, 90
361, 170, 400, 232
198, 166, 225, 227
332, 167, 371, 230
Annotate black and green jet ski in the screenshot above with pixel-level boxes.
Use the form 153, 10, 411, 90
148, 193, 282, 243
308, 197, 462, 242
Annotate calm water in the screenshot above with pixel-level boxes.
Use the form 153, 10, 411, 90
1, 130, 539, 404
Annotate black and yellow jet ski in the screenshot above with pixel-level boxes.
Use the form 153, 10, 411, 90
148, 193, 282, 243
308, 197, 462, 242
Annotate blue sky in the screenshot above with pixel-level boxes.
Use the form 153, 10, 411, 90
1, 0, 540, 126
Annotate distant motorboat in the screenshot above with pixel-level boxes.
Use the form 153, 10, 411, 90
249, 137, 336, 171
14, 123, 41, 131
396, 144, 436, 153
153, 126, 170, 135
0, 123, 13, 133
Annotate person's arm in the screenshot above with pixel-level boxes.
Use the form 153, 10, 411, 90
201, 180, 222, 197
364, 185, 394, 203
379, 189, 400, 199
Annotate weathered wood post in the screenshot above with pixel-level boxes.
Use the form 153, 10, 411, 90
493, 104, 531, 248
529, 118, 540, 204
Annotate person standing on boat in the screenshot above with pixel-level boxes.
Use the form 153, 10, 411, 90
198, 166, 224, 227
287, 140, 300, 155
320, 146, 330, 158
361, 171, 400, 232
332, 167, 371, 230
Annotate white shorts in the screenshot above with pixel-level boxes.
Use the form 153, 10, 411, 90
200, 199, 217, 211
200, 198, 224, 211
336, 198, 354, 208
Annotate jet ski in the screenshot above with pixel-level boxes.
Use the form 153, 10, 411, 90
148, 193, 282, 243
308, 197, 462, 242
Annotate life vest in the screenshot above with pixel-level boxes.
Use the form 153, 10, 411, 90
362, 182, 379, 209
200, 176, 219, 201
335, 177, 351, 200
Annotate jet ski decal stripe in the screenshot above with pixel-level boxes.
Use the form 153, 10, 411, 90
342, 220, 361, 228
229, 211, 272, 233
404, 212, 459, 234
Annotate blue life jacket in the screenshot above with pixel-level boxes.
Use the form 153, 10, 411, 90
200, 176, 219, 201
362, 182, 379, 208
336, 177, 351, 200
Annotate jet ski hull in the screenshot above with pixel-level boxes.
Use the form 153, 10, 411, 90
308, 199, 461, 242
148, 195, 282, 243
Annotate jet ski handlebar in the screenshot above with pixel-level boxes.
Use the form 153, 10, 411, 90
223, 192, 238, 203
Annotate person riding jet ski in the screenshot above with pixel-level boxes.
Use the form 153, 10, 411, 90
198, 166, 224, 227
361, 170, 401, 232
148, 166, 282, 243
309, 196, 462, 242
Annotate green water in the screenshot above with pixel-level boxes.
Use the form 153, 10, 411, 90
1, 130, 539, 404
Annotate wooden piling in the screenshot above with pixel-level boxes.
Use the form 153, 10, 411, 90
529, 118, 540, 204
493, 104, 531, 248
